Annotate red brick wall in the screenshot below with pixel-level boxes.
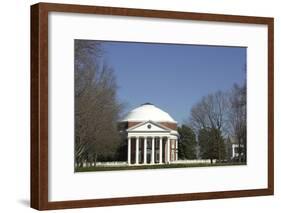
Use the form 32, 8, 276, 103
160, 122, 177, 130
119, 121, 177, 130
128, 121, 141, 128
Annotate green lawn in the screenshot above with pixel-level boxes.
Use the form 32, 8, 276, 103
75, 162, 246, 172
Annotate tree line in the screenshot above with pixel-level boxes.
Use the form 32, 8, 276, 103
178, 83, 246, 163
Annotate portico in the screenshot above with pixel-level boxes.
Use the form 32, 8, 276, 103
127, 136, 178, 165
120, 103, 179, 166
126, 121, 178, 165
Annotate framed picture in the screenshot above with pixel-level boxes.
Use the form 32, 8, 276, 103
31, 2, 274, 210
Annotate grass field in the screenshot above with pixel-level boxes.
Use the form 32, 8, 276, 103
75, 162, 246, 172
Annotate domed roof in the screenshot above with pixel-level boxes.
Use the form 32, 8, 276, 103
121, 103, 177, 123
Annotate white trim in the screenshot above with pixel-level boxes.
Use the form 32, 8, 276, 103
128, 132, 172, 137
49, 12, 268, 201
167, 137, 170, 163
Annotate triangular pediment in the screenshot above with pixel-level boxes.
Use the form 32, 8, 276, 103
127, 121, 171, 132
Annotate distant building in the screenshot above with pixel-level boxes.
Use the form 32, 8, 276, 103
119, 103, 179, 165
226, 136, 246, 161
231, 144, 245, 159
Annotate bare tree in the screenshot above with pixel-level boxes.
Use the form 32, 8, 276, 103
74, 40, 124, 168
190, 91, 228, 162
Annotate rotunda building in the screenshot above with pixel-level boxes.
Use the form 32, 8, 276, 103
119, 103, 179, 165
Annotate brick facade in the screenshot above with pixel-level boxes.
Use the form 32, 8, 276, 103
119, 121, 177, 130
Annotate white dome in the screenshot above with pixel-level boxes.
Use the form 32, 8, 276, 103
122, 103, 177, 123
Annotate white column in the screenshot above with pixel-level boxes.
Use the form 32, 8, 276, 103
127, 137, 131, 165
167, 137, 170, 163
159, 137, 163, 164
144, 137, 147, 164
151, 137, 155, 164
232, 144, 236, 158
175, 139, 178, 161
135, 137, 139, 165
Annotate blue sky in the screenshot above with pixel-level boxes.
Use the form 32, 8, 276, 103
102, 41, 246, 124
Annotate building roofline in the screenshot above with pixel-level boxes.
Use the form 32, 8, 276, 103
127, 120, 173, 132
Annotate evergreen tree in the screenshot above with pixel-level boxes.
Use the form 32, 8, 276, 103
225, 136, 233, 162
178, 125, 197, 159
198, 128, 226, 163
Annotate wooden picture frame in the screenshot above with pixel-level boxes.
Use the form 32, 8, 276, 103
31, 2, 274, 210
